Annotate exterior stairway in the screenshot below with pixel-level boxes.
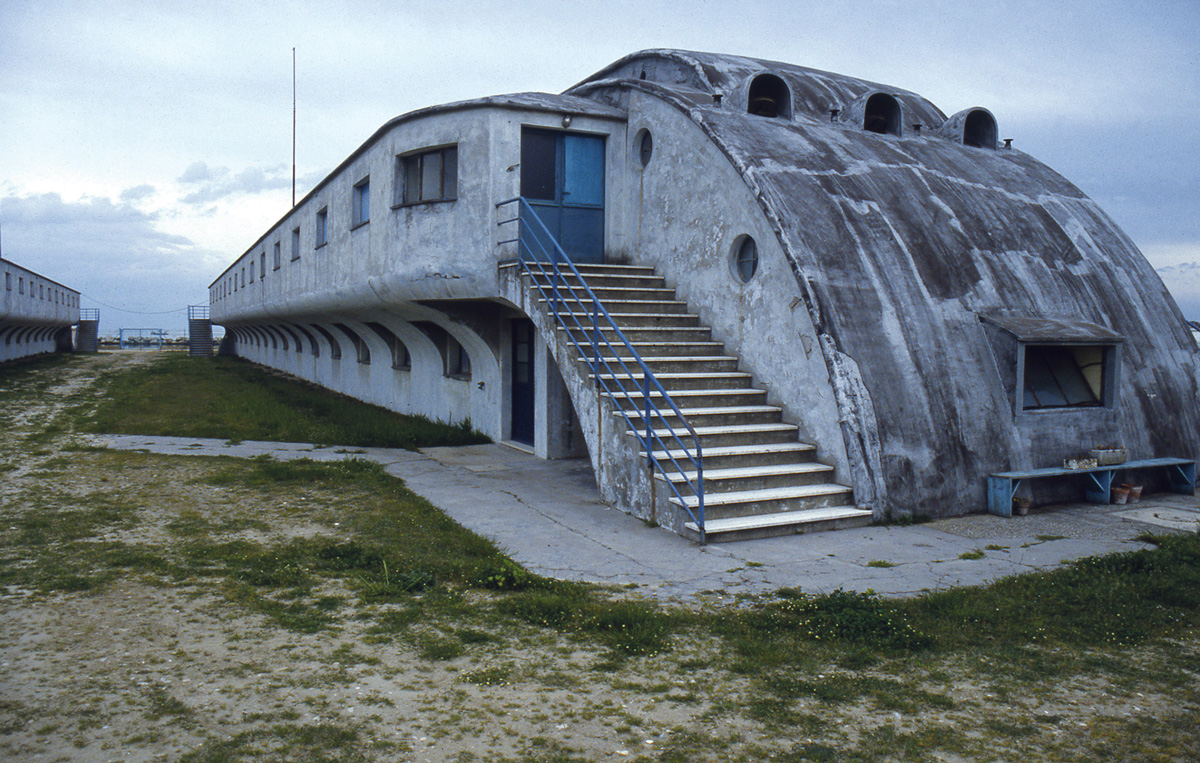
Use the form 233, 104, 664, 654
188, 305, 214, 357
76, 309, 100, 353
523, 262, 872, 542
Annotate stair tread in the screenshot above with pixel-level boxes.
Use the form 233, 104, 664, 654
656, 462, 833, 482
620, 404, 781, 417
596, 370, 750, 379
685, 506, 872, 534
652, 442, 815, 458
633, 422, 797, 437
614, 388, 764, 398
583, 355, 738, 363
670, 483, 852, 509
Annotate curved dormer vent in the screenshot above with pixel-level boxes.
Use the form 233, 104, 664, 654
937, 107, 999, 150
963, 109, 998, 149
863, 93, 901, 135
747, 73, 791, 119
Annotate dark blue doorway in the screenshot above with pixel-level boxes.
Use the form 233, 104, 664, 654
511, 319, 535, 446
520, 128, 605, 263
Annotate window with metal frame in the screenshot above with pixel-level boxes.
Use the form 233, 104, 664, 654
398, 146, 458, 205
1022, 344, 1110, 410
352, 177, 370, 226
316, 207, 328, 247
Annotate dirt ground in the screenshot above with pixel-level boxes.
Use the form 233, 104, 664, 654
1, 352, 1197, 763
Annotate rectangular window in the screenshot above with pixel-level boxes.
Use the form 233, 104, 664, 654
397, 145, 458, 205
261, 250, 267, 277
4, 273, 9, 291
352, 177, 370, 227
18, 277, 24, 294
250, 259, 256, 282
273, 242, 281, 270
290, 227, 300, 261
316, 207, 328, 247
1022, 344, 1114, 410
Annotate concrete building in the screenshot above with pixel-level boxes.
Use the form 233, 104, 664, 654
1, 256, 80, 363
211, 50, 1199, 541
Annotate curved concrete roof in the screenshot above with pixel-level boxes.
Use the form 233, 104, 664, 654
572, 49, 1200, 515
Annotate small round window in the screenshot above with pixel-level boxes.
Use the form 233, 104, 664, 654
731, 236, 758, 282
636, 129, 653, 168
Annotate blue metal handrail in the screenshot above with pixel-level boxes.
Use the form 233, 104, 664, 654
497, 197, 704, 542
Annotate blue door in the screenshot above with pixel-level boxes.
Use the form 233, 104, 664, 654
520, 128, 605, 263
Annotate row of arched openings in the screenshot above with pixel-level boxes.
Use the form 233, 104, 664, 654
745, 73, 997, 148
232, 321, 470, 377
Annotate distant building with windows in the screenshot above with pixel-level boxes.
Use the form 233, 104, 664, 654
211, 50, 1199, 541
1, 255, 80, 363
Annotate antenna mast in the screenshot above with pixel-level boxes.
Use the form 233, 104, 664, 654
292, 47, 297, 208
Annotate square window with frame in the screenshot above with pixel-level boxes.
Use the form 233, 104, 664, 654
1021, 343, 1116, 410
396, 145, 458, 205
352, 177, 370, 227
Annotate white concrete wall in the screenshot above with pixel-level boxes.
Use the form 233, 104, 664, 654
1, 259, 80, 363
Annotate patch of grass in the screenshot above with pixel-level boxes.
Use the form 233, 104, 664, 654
180, 723, 374, 763
906, 532, 1200, 648
462, 665, 512, 686
497, 586, 675, 657
866, 559, 897, 568
85, 353, 488, 449
417, 634, 465, 661
959, 549, 985, 560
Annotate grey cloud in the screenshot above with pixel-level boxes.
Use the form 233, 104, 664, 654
2, 192, 222, 335
179, 163, 291, 204
120, 184, 156, 202
178, 161, 227, 184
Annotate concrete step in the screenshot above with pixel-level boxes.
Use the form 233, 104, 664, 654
576, 340, 727, 358
617, 404, 783, 428
539, 296, 690, 314
630, 422, 799, 448
559, 311, 700, 328
561, 325, 713, 343
651, 442, 817, 469
682, 506, 873, 543
534, 284, 678, 300
670, 483, 855, 517
593, 370, 753, 391
530, 273, 668, 289
583, 354, 741, 374
656, 461, 836, 491
610, 387, 767, 409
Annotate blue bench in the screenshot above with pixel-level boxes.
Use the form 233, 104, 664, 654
987, 457, 1196, 517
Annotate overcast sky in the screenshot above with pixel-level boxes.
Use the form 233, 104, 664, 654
3, 0, 1198, 336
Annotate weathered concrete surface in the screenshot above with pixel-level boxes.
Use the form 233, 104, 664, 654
574, 49, 1200, 521
92, 435, 1197, 602
0, 258, 79, 363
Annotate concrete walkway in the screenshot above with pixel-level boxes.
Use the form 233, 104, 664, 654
93, 435, 1200, 603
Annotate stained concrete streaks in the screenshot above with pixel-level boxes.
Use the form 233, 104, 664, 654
94, 434, 1200, 602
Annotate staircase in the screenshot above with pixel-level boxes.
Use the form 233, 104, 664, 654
522, 262, 872, 542
188, 305, 214, 356
76, 309, 99, 353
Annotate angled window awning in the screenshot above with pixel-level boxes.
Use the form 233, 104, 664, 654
979, 312, 1124, 344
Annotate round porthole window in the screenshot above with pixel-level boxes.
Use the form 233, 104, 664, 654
731, 235, 758, 282
636, 128, 653, 168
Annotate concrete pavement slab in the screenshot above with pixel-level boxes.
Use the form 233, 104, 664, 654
92, 435, 1199, 603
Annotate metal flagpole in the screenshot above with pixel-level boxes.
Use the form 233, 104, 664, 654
292, 47, 297, 208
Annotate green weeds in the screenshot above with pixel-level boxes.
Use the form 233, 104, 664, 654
84, 353, 488, 449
